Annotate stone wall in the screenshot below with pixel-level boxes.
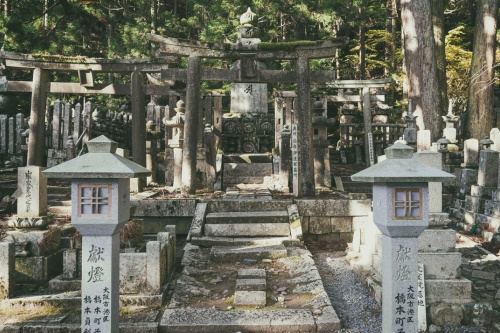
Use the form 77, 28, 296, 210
295, 199, 372, 242
130, 199, 196, 234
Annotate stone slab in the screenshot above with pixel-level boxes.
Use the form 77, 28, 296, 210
17, 166, 47, 218
130, 199, 196, 217
235, 278, 267, 291
223, 163, 272, 177
418, 253, 462, 279
206, 200, 292, 213
315, 305, 342, 331
418, 229, 456, 253
210, 245, 287, 262
204, 223, 290, 237
15, 250, 63, 283
425, 278, 472, 304
206, 211, 289, 224
471, 269, 496, 281
188, 202, 207, 238
159, 308, 316, 333
295, 199, 371, 217
238, 269, 266, 278
191, 236, 298, 247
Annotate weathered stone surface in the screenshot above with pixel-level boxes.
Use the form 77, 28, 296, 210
418, 253, 462, 279
235, 278, 267, 291
478, 149, 499, 187
459, 169, 478, 195
418, 229, 456, 253
238, 269, 266, 278
15, 251, 63, 283
206, 200, 292, 213
120, 253, 147, 294
230, 83, 268, 114
206, 211, 288, 224
131, 199, 196, 217
159, 308, 316, 333
0, 242, 15, 299
463, 139, 479, 167
210, 245, 287, 262
189, 203, 207, 238
471, 269, 496, 281
204, 223, 290, 237
315, 305, 341, 331
425, 278, 472, 304
17, 166, 47, 218
295, 199, 371, 217
429, 303, 463, 326
287, 204, 302, 240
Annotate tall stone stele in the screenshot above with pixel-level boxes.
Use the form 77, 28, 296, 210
43, 136, 150, 333
352, 143, 454, 333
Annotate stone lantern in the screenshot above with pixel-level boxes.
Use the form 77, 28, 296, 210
43, 135, 150, 333
351, 142, 454, 333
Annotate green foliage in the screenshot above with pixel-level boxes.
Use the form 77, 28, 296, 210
445, 25, 473, 114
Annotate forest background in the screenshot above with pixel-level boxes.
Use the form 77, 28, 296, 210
0, 0, 497, 141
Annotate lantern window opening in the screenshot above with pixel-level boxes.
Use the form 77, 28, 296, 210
393, 188, 422, 220
78, 184, 112, 217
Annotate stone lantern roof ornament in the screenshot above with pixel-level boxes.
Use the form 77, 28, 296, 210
240, 7, 258, 27
404, 99, 418, 129
480, 137, 494, 150
442, 99, 459, 125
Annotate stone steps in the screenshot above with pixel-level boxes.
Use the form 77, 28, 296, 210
210, 244, 288, 262
191, 236, 300, 247
206, 211, 289, 224
205, 200, 292, 213
205, 223, 291, 237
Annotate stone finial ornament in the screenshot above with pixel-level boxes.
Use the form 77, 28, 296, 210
240, 7, 257, 27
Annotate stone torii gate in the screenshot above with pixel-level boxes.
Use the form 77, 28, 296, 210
0, 51, 178, 176
147, 9, 348, 196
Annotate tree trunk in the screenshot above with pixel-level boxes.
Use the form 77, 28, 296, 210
401, 0, 442, 141
466, 0, 499, 139
359, 24, 366, 79
431, 0, 448, 122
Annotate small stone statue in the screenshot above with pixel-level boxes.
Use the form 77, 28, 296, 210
163, 100, 185, 127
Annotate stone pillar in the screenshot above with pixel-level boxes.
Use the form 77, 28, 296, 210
295, 57, 314, 196
478, 148, 499, 188
463, 139, 479, 168
131, 71, 147, 192
0, 242, 15, 300
181, 56, 202, 194
416, 150, 443, 213
0, 115, 6, 154
27, 68, 49, 166
417, 130, 431, 152
8, 166, 52, 229
81, 232, 121, 333
362, 87, 373, 166
280, 125, 291, 191
204, 124, 216, 192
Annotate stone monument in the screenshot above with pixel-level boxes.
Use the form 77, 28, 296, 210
163, 100, 186, 189
312, 99, 334, 188
352, 143, 454, 333
43, 136, 150, 333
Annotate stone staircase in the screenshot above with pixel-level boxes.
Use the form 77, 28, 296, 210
222, 154, 273, 189
188, 198, 302, 249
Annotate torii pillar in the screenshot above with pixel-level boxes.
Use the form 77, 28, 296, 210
181, 56, 201, 194
27, 68, 49, 166
296, 57, 315, 196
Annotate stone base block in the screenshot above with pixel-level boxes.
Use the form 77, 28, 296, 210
425, 278, 472, 305
159, 308, 318, 333
6, 229, 61, 257
428, 212, 451, 227
418, 229, 456, 253
15, 250, 63, 283
210, 245, 287, 262
7, 216, 54, 230
236, 279, 266, 291
205, 223, 290, 237
234, 291, 267, 306
206, 211, 288, 224
418, 253, 462, 279
48, 275, 81, 292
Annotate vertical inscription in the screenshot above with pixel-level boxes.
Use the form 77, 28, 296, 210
24, 170, 33, 213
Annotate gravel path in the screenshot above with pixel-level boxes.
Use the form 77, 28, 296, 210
311, 248, 484, 333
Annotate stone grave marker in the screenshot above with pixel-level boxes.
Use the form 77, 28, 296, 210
230, 83, 268, 114
291, 123, 299, 197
